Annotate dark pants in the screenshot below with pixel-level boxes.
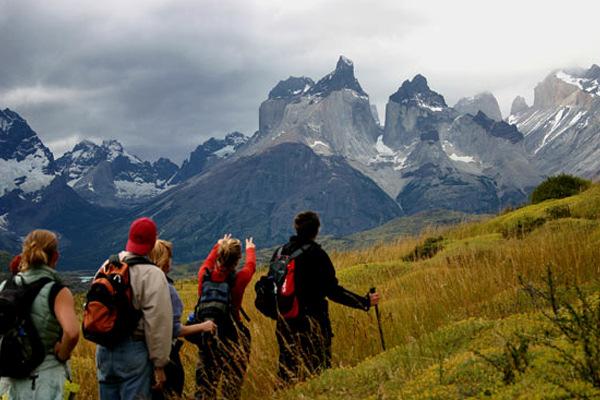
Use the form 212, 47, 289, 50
195, 323, 251, 400
276, 315, 332, 384
152, 340, 184, 400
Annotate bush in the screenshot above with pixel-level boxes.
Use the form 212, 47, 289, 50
520, 266, 600, 393
545, 205, 571, 220
500, 216, 546, 239
403, 236, 444, 261
530, 174, 591, 204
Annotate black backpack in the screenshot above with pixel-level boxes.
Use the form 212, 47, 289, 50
0, 276, 57, 378
255, 244, 311, 320
190, 268, 236, 338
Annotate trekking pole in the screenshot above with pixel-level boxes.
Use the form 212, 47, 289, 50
370, 287, 386, 351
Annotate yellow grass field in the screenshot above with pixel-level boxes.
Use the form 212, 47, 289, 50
70, 185, 600, 399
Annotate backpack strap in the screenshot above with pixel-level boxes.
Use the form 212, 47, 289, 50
18, 277, 55, 312
48, 282, 66, 318
288, 243, 312, 260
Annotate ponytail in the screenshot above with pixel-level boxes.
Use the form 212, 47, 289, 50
217, 238, 242, 270
21, 230, 58, 271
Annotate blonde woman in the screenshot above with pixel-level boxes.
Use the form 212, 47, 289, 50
194, 234, 256, 400
148, 239, 216, 399
0, 230, 79, 400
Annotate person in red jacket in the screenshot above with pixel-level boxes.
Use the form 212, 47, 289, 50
194, 234, 256, 400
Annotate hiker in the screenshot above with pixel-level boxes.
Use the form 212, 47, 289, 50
194, 234, 256, 400
0, 230, 79, 400
94, 217, 173, 400
273, 211, 380, 383
147, 239, 217, 399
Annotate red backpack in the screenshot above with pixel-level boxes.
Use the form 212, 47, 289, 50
255, 244, 311, 320
82, 255, 149, 347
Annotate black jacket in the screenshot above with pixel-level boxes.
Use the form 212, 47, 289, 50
272, 236, 370, 320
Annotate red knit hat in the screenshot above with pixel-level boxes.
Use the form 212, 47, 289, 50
126, 217, 157, 256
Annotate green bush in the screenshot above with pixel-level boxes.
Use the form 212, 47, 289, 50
403, 236, 444, 261
545, 204, 571, 220
500, 216, 546, 239
530, 174, 591, 204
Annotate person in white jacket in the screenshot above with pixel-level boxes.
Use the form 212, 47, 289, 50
95, 217, 173, 400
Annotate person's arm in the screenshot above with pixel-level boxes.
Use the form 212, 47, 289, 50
178, 320, 217, 337
322, 251, 371, 311
53, 287, 80, 362
233, 238, 257, 290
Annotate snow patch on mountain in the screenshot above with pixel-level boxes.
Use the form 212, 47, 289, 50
555, 70, 600, 97
0, 213, 9, 231
0, 149, 55, 195
114, 180, 170, 199
213, 145, 236, 158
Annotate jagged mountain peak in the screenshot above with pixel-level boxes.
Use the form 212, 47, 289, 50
389, 74, 447, 109
268, 76, 314, 100
307, 55, 368, 98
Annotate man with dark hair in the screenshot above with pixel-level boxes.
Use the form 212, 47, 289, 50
274, 210, 380, 383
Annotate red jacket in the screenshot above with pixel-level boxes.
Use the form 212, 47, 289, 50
197, 243, 256, 320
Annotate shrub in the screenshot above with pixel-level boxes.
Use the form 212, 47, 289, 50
520, 266, 600, 393
545, 204, 571, 220
530, 174, 591, 204
403, 236, 444, 261
500, 216, 546, 239
475, 333, 530, 385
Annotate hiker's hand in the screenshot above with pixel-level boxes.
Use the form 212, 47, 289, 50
246, 237, 255, 249
152, 367, 166, 390
54, 341, 69, 362
201, 320, 217, 334
218, 233, 232, 245
369, 291, 380, 306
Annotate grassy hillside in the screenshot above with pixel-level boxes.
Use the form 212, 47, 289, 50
68, 185, 600, 399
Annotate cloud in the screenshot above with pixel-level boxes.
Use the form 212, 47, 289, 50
1, 0, 600, 163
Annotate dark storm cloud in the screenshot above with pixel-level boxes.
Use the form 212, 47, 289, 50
1, 0, 599, 162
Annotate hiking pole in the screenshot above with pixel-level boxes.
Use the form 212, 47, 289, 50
370, 287, 386, 351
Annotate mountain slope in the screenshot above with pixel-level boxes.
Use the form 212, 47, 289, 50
509, 64, 600, 177
273, 185, 600, 399
140, 142, 402, 263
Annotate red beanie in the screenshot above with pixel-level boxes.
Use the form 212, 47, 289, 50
126, 217, 157, 256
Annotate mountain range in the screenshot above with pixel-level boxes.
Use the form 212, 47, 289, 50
0, 57, 598, 268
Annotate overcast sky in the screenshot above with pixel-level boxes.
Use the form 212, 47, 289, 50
1, 0, 599, 163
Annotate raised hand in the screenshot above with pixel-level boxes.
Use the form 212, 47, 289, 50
245, 237, 255, 249
218, 233, 232, 245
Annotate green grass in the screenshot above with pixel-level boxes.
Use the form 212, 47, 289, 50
68, 183, 600, 399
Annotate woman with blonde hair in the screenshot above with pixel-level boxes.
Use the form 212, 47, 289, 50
193, 234, 256, 400
0, 230, 79, 400
147, 239, 216, 399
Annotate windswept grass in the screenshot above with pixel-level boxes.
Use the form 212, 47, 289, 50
70, 184, 600, 399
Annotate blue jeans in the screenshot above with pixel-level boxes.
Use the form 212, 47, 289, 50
96, 339, 152, 400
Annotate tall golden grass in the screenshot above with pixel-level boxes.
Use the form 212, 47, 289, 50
69, 188, 600, 399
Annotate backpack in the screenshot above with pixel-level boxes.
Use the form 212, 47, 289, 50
192, 268, 236, 329
0, 276, 56, 378
254, 244, 311, 320
82, 254, 148, 348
